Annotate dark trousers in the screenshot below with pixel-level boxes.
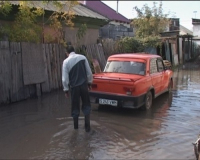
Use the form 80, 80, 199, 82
70, 83, 91, 118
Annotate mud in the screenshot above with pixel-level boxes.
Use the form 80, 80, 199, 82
0, 67, 200, 159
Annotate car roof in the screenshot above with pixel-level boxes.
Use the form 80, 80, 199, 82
109, 53, 161, 60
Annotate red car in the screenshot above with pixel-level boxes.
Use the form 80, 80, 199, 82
89, 53, 173, 110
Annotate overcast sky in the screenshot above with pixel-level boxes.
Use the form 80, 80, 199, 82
102, 1, 200, 31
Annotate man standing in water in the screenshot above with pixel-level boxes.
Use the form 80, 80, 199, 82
62, 45, 93, 132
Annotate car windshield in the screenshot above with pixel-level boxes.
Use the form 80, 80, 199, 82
104, 61, 146, 75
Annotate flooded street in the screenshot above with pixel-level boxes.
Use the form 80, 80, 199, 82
0, 67, 200, 159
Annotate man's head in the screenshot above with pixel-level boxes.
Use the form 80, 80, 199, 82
66, 45, 75, 56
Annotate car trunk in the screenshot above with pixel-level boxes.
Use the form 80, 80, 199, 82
92, 73, 143, 95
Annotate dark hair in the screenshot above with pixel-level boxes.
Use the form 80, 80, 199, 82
66, 45, 75, 54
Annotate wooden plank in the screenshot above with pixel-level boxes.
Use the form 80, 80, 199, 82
97, 45, 106, 70
92, 59, 101, 73
54, 44, 59, 89
91, 44, 97, 60
29, 84, 36, 97
0, 42, 5, 103
0, 41, 6, 103
21, 42, 45, 85
41, 44, 50, 92
10, 42, 19, 102
50, 44, 56, 90
56, 44, 61, 88
58, 45, 62, 88
18, 42, 29, 101
0, 41, 11, 103
59, 45, 65, 88
95, 44, 103, 69
45, 44, 53, 91
87, 44, 94, 59
36, 84, 41, 97
59, 45, 66, 89
85, 44, 91, 59
51, 44, 55, 89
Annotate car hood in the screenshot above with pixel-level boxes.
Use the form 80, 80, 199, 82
93, 72, 143, 82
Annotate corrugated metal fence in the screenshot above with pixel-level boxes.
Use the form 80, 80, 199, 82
0, 41, 106, 104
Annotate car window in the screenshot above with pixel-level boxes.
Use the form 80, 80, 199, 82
150, 58, 158, 74
157, 59, 164, 72
104, 61, 146, 75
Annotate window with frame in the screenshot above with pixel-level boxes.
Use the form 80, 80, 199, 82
157, 59, 164, 72
150, 58, 158, 74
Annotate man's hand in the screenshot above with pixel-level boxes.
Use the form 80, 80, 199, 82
65, 91, 69, 98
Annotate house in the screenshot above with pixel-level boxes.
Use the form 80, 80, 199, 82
160, 18, 199, 65
0, 1, 109, 46
80, 0, 134, 40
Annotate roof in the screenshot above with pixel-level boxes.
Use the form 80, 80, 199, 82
9, 1, 108, 20
192, 18, 200, 25
180, 25, 193, 36
83, 1, 130, 24
109, 53, 161, 60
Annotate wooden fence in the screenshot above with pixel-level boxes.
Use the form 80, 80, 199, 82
0, 41, 106, 105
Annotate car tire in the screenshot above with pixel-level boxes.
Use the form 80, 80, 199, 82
141, 91, 152, 110
168, 80, 173, 92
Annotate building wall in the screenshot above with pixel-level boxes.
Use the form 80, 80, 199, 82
63, 27, 99, 46
0, 19, 100, 45
99, 23, 134, 40
193, 25, 200, 45
109, 21, 130, 28
43, 25, 99, 45
193, 25, 200, 36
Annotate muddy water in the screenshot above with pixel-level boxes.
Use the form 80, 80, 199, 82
0, 68, 200, 159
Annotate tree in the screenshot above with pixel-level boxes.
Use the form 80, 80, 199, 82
0, 1, 78, 45
132, 1, 171, 47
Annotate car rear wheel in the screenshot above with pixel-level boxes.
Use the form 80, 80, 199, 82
168, 80, 173, 92
141, 91, 152, 110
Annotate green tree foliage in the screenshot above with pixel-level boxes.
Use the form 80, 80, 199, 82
116, 37, 144, 53
0, 1, 78, 44
0, 1, 12, 15
132, 1, 171, 48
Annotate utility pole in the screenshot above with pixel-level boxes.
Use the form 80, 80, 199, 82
116, 0, 118, 13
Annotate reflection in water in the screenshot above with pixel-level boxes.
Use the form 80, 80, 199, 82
0, 69, 200, 159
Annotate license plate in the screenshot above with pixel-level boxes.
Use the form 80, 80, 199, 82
99, 98, 118, 106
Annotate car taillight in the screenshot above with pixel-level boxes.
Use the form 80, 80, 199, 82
123, 87, 134, 95
91, 83, 97, 88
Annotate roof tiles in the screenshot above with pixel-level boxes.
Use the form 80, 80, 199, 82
84, 1, 130, 24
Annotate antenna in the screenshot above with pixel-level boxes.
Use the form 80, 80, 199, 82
193, 11, 197, 18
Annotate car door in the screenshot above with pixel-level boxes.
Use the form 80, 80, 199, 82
150, 58, 163, 95
157, 58, 166, 92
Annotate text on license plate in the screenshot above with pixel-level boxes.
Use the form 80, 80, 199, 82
99, 99, 118, 106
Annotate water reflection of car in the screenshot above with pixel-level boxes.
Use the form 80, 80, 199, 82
89, 53, 173, 110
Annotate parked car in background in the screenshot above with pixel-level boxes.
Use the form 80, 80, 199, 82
89, 53, 173, 110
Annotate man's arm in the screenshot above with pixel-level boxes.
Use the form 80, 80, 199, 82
62, 60, 69, 94
84, 58, 93, 85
